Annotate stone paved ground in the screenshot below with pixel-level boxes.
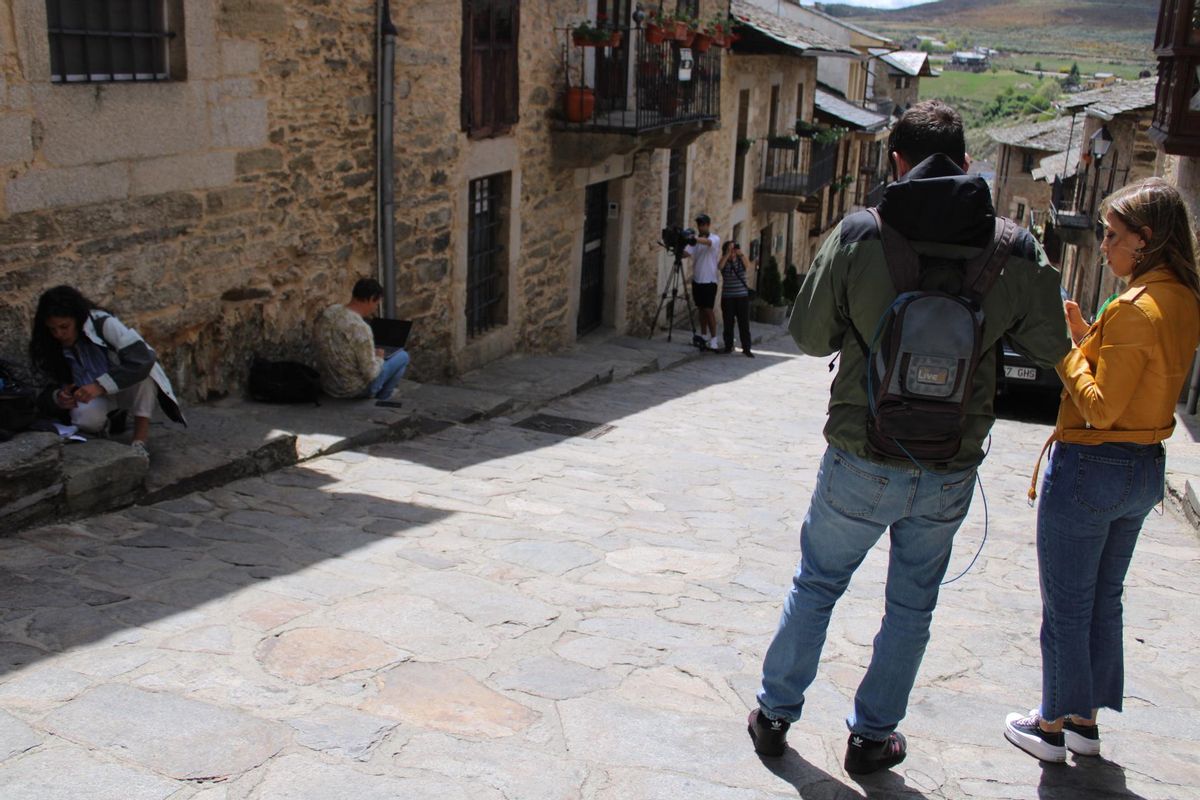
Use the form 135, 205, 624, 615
1, 333, 1198, 800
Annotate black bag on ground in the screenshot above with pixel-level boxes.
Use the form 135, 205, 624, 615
247, 358, 322, 405
0, 360, 39, 441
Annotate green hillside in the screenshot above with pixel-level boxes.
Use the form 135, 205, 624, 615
820, 0, 1158, 63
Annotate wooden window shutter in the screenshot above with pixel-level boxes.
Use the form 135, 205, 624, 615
462, 0, 519, 138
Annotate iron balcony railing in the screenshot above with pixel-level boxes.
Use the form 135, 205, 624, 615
755, 138, 838, 197
559, 26, 721, 134
1049, 176, 1093, 229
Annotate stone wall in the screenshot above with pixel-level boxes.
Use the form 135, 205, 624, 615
0, 0, 383, 398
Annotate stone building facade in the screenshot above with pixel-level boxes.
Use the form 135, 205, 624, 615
0, 0, 381, 399
1, 0, 745, 399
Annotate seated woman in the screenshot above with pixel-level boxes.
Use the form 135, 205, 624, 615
30, 285, 186, 456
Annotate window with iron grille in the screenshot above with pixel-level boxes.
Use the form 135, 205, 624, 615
45, 0, 178, 84
466, 174, 508, 338
462, 0, 520, 138
676, 0, 699, 18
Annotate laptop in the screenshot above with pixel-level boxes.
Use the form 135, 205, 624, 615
369, 318, 412, 357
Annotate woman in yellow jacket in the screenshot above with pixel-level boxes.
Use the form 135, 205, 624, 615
1005, 178, 1200, 763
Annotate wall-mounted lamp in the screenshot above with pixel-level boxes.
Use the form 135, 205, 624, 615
1089, 126, 1113, 160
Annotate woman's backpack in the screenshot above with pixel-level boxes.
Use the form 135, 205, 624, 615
247, 358, 322, 405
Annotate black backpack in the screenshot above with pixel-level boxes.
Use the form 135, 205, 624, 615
247, 358, 322, 405
863, 209, 1018, 464
0, 360, 39, 441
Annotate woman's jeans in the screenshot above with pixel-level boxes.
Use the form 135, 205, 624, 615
721, 295, 752, 352
1037, 441, 1164, 721
758, 447, 977, 739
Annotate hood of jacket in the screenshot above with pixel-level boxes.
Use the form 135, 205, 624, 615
876, 154, 996, 247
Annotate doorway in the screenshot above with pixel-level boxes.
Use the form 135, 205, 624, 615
578, 182, 608, 335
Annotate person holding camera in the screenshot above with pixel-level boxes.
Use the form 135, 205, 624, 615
718, 241, 756, 357
686, 214, 721, 350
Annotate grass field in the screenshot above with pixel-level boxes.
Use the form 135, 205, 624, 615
992, 55, 1150, 80
919, 69, 1051, 105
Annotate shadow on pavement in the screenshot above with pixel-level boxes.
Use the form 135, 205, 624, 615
1037, 756, 1150, 799
761, 750, 931, 799
0, 464, 452, 680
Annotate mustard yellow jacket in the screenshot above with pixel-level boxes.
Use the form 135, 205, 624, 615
1056, 269, 1200, 444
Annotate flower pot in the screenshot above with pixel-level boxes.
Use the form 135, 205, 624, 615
573, 31, 622, 48
645, 23, 667, 45
692, 32, 713, 53
678, 29, 697, 48
564, 87, 595, 123
669, 21, 689, 41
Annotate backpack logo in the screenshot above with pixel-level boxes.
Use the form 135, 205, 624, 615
863, 208, 1017, 465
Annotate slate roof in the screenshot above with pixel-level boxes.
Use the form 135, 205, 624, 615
869, 48, 933, 77
1032, 142, 1082, 182
814, 87, 889, 131
730, 0, 860, 56
986, 115, 1077, 152
1058, 78, 1158, 120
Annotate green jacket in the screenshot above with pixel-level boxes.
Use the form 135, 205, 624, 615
790, 155, 1072, 472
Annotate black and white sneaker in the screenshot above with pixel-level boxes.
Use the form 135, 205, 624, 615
747, 709, 789, 758
844, 731, 907, 775
1063, 718, 1101, 756
1004, 710, 1066, 763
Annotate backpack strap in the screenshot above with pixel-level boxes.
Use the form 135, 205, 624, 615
867, 207, 922, 294
962, 216, 1019, 303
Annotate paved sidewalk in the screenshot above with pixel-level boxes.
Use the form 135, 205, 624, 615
1, 333, 1197, 799
0, 324, 776, 530
1164, 411, 1200, 532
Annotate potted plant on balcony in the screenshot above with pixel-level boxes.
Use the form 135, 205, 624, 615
703, 13, 731, 49
766, 133, 800, 148
794, 119, 819, 137
813, 126, 848, 147
736, 136, 755, 153
571, 16, 622, 48
670, 10, 697, 44
564, 85, 595, 123
833, 174, 855, 192
644, 8, 669, 45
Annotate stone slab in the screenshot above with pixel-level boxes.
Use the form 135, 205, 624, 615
0, 745, 179, 800
62, 439, 148, 514
285, 705, 396, 760
0, 433, 63, 531
0, 709, 40, 763
252, 753, 500, 799
42, 684, 287, 780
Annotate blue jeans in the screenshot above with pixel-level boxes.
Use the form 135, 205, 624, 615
361, 349, 410, 400
1037, 441, 1164, 721
758, 446, 977, 739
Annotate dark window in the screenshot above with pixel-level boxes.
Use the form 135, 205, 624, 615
768, 84, 780, 135
676, 0, 699, 18
666, 147, 686, 228
1016, 202, 1026, 223
1022, 151, 1036, 173
46, 0, 175, 83
795, 83, 805, 127
466, 175, 508, 338
462, 0, 520, 138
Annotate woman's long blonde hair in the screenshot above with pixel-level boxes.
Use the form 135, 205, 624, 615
1100, 177, 1200, 299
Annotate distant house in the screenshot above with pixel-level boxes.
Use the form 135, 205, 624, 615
869, 49, 936, 119
989, 116, 1078, 229
948, 51, 990, 72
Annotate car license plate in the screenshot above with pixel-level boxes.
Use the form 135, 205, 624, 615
1004, 366, 1037, 381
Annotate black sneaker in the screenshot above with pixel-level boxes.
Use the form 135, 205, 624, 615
1063, 718, 1101, 756
844, 731, 907, 775
1004, 710, 1066, 763
743, 350, 755, 358
747, 709, 789, 758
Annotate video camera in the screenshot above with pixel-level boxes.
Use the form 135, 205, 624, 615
660, 226, 697, 259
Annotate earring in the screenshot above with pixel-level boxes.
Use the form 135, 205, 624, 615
1133, 247, 1145, 266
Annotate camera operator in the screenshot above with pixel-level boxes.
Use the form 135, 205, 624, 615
685, 214, 721, 350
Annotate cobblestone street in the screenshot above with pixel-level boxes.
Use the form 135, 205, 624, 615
1, 333, 1197, 799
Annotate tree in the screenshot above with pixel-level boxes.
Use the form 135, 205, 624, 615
1062, 61, 1082, 90
781, 263, 801, 304
1034, 60, 1043, 73
758, 256, 784, 307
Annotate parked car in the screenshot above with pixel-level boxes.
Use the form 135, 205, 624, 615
996, 286, 1068, 401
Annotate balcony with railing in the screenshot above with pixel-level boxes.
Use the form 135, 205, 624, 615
754, 137, 838, 213
553, 25, 722, 166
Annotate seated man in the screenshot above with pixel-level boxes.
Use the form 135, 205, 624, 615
314, 278, 410, 400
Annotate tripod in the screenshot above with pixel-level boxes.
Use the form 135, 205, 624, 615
649, 249, 700, 346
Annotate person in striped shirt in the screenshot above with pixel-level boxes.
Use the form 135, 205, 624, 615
718, 240, 756, 357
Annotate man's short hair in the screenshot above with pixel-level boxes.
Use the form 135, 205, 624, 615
888, 100, 966, 171
352, 277, 384, 301
695, 214, 711, 225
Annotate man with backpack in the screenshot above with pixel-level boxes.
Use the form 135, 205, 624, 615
748, 101, 1071, 773
313, 278, 410, 400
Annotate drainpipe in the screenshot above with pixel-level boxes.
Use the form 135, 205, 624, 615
376, 0, 398, 317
